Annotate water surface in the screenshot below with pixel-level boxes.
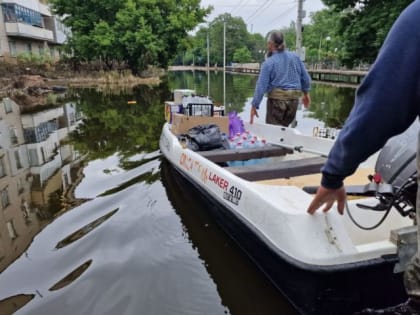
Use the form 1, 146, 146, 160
0, 72, 356, 315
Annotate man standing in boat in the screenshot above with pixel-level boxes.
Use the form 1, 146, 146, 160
307, 1, 420, 314
249, 31, 311, 127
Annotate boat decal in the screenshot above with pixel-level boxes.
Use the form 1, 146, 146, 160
179, 152, 194, 171
208, 171, 229, 191
200, 168, 209, 183
179, 152, 242, 205
223, 185, 242, 206
223, 192, 239, 205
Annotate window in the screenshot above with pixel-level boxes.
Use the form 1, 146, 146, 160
0, 157, 6, 178
4, 98, 13, 113
9, 127, 18, 145
17, 177, 24, 194
1, 3, 42, 27
8, 41, 16, 57
38, 45, 44, 55
15, 150, 22, 169
26, 43, 32, 54
2, 4, 16, 22
1, 187, 10, 209
6, 221, 17, 239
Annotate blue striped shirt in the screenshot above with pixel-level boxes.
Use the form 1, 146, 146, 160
251, 50, 311, 109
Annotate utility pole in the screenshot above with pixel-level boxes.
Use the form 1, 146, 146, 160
207, 33, 210, 69
296, 0, 303, 60
207, 31, 210, 95
223, 20, 226, 106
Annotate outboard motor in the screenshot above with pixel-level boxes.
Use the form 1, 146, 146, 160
358, 120, 419, 220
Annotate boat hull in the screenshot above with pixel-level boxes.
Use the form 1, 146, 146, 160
159, 120, 408, 314
166, 162, 407, 315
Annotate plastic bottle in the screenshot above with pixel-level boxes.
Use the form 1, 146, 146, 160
229, 142, 243, 167
246, 140, 257, 166
258, 138, 268, 164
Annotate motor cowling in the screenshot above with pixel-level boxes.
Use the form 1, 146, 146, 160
373, 120, 419, 216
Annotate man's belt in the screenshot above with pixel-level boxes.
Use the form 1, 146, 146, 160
268, 89, 301, 99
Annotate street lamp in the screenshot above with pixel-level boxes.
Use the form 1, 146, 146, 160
318, 35, 331, 67
325, 36, 331, 67
325, 36, 331, 53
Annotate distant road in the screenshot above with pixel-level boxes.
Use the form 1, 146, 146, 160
169, 65, 223, 71
168, 65, 368, 85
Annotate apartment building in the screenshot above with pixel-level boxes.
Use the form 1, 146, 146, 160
0, 0, 67, 60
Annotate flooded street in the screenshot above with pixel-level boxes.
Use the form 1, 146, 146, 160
0, 72, 356, 315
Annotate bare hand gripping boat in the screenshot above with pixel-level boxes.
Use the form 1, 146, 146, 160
159, 91, 417, 315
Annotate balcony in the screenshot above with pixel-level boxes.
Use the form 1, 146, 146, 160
5, 22, 54, 41
38, 2, 52, 17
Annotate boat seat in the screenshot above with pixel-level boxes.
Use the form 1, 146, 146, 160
198, 145, 293, 163
225, 156, 326, 181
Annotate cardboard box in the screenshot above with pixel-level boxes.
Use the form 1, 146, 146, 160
171, 113, 229, 135
165, 101, 182, 122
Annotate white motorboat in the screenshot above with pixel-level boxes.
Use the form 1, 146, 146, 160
159, 92, 417, 315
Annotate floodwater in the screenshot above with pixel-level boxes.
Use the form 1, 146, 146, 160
0, 71, 356, 315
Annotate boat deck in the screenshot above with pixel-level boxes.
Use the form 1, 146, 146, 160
198, 144, 327, 181
198, 144, 374, 193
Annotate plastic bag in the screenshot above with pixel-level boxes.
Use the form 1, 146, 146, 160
180, 124, 229, 151
228, 111, 245, 138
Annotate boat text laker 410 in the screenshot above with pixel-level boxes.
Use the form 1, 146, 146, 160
159, 89, 418, 315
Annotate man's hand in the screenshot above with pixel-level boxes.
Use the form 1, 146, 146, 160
302, 93, 311, 109
307, 185, 347, 215
250, 106, 259, 124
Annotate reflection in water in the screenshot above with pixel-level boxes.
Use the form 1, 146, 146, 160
49, 259, 92, 291
55, 209, 119, 249
160, 159, 299, 315
168, 70, 356, 128
308, 83, 356, 128
0, 97, 85, 273
67, 82, 171, 161
98, 169, 161, 197
0, 294, 35, 315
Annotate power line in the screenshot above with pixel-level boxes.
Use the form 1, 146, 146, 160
264, 3, 296, 26
246, 0, 274, 22
246, 0, 296, 23
230, 0, 245, 15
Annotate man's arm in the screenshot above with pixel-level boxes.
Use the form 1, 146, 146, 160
308, 1, 420, 214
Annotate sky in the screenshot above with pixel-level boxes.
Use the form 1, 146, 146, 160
199, 0, 326, 36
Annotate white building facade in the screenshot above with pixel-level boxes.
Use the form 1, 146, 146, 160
0, 0, 67, 60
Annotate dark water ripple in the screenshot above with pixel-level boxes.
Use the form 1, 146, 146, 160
0, 158, 228, 315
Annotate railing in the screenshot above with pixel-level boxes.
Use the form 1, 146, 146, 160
5, 22, 54, 41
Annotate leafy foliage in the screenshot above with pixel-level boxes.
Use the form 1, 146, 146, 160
175, 13, 266, 66
49, 0, 211, 74
320, 0, 413, 67
233, 47, 252, 63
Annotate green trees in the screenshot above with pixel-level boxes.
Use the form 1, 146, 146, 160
233, 47, 252, 63
206, 13, 251, 66
320, 0, 412, 67
302, 9, 341, 65
49, 0, 412, 72
175, 14, 266, 66
179, 1, 412, 69
49, 0, 210, 74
